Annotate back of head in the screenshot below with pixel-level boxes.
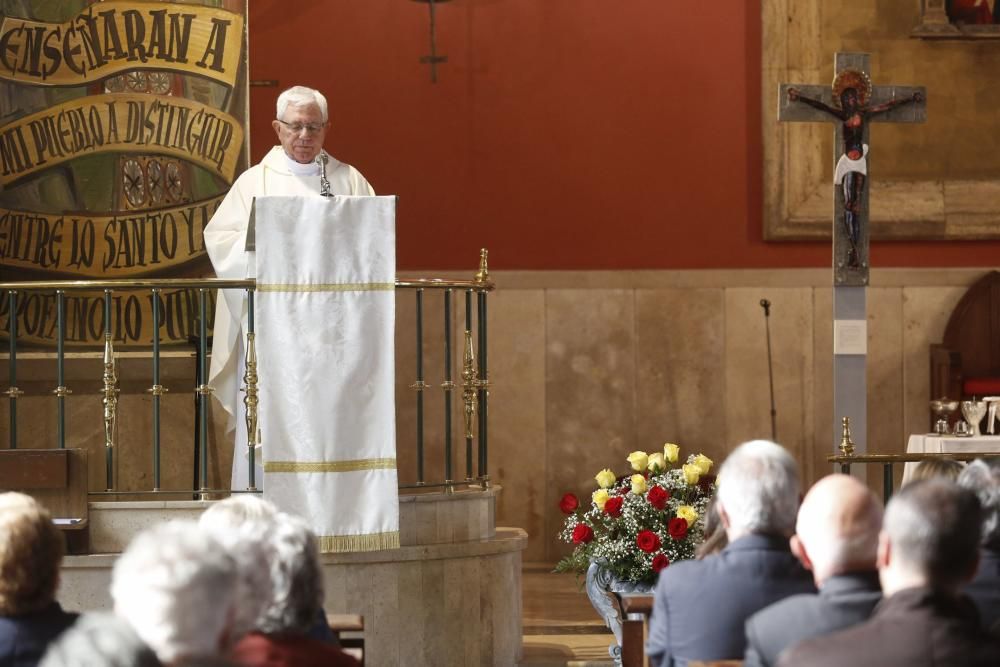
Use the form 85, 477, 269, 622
111, 521, 237, 664
957, 458, 1000, 551
883, 479, 983, 591
908, 458, 964, 485
795, 474, 882, 579
199, 496, 279, 640
257, 513, 323, 636
0, 492, 64, 616
716, 440, 800, 538
40, 612, 161, 667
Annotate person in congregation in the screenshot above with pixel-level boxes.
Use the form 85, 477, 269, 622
906, 457, 963, 485
957, 458, 1000, 629
202, 85, 375, 490
645, 440, 815, 667
0, 493, 78, 667
228, 513, 359, 667
111, 521, 239, 666
743, 474, 883, 667
39, 613, 161, 667
778, 479, 1000, 667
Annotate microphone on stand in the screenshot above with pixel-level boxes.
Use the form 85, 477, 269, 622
760, 299, 777, 441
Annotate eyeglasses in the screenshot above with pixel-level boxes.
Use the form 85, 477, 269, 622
276, 119, 326, 134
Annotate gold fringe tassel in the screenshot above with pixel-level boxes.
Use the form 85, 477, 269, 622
318, 530, 400, 553
264, 458, 396, 473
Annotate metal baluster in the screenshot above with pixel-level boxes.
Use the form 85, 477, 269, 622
148, 289, 167, 490
477, 289, 489, 486
196, 289, 212, 498
53, 290, 71, 448
244, 287, 259, 491
442, 289, 454, 491
412, 289, 426, 485
883, 463, 894, 503
6, 290, 21, 448
101, 290, 118, 491
462, 289, 476, 481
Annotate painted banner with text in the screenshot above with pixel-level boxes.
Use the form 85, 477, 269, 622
0, 0, 248, 346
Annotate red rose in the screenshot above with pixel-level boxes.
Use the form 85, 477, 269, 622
647, 485, 670, 510
668, 517, 689, 540
652, 554, 670, 572
636, 529, 661, 553
559, 493, 579, 514
604, 496, 624, 518
572, 524, 594, 544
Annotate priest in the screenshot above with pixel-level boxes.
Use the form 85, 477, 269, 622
203, 85, 375, 489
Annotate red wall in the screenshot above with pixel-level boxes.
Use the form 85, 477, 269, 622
246, 1, 1000, 271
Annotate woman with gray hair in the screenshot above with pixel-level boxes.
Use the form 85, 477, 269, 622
229, 513, 359, 667
958, 458, 1000, 629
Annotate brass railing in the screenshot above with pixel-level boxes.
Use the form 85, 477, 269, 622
828, 452, 999, 502
0, 250, 494, 496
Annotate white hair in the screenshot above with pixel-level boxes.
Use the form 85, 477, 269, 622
884, 479, 982, 589
39, 612, 160, 667
957, 458, 1000, 550
795, 474, 882, 575
717, 439, 800, 537
199, 496, 279, 639
276, 85, 328, 122
111, 520, 238, 663
257, 513, 324, 635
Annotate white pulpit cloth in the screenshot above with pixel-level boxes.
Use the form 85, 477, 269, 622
255, 194, 399, 552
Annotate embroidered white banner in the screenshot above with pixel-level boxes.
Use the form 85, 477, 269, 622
255, 194, 398, 552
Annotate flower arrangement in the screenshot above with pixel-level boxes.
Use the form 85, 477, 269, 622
555, 444, 716, 587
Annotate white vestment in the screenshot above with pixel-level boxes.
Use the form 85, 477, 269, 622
203, 146, 374, 489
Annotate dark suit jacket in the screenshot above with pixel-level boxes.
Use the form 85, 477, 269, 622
777, 586, 1000, 667
743, 570, 881, 667
646, 533, 816, 667
0, 602, 78, 667
964, 547, 1000, 631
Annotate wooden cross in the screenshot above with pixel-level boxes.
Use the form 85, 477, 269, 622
778, 52, 926, 460
414, 0, 449, 83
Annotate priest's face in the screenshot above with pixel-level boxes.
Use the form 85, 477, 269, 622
273, 103, 328, 164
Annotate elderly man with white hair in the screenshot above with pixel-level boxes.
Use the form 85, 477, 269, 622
958, 458, 1000, 629
228, 513, 359, 667
780, 479, 1000, 667
646, 440, 815, 667
111, 520, 238, 665
744, 474, 883, 667
202, 84, 375, 490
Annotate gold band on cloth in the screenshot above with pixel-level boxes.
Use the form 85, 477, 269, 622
255, 283, 395, 293
318, 531, 400, 553
263, 458, 397, 473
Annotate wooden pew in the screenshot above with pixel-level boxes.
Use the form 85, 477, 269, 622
327, 613, 364, 666
0, 449, 89, 553
621, 593, 653, 667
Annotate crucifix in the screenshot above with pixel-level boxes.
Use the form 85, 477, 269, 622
778, 52, 926, 461
413, 0, 449, 83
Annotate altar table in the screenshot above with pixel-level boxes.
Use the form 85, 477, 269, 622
903, 434, 1000, 485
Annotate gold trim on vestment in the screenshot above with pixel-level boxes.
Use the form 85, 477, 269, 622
318, 531, 400, 553
255, 282, 396, 292
263, 458, 397, 473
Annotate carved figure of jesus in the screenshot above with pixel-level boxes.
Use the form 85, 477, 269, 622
787, 70, 923, 267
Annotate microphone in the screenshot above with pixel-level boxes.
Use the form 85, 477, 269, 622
760, 298, 776, 441
317, 152, 332, 197
760, 298, 771, 316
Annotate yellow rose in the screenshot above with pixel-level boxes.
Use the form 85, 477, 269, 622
646, 452, 665, 473
630, 474, 647, 495
677, 505, 698, 526
627, 451, 649, 472
595, 468, 616, 489
693, 454, 713, 475
592, 489, 610, 510
663, 443, 680, 463
682, 463, 701, 486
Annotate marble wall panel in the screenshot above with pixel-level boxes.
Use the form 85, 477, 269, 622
810, 288, 833, 488
725, 288, 815, 467
634, 288, 727, 466
486, 289, 546, 560
867, 288, 905, 495
544, 289, 636, 562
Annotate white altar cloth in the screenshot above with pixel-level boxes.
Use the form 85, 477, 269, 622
902, 434, 1000, 485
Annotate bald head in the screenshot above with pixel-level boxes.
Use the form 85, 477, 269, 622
793, 474, 882, 584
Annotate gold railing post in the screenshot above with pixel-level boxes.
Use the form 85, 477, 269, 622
243, 330, 260, 491
102, 323, 119, 491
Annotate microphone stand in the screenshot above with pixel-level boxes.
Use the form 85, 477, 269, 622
760, 299, 777, 441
